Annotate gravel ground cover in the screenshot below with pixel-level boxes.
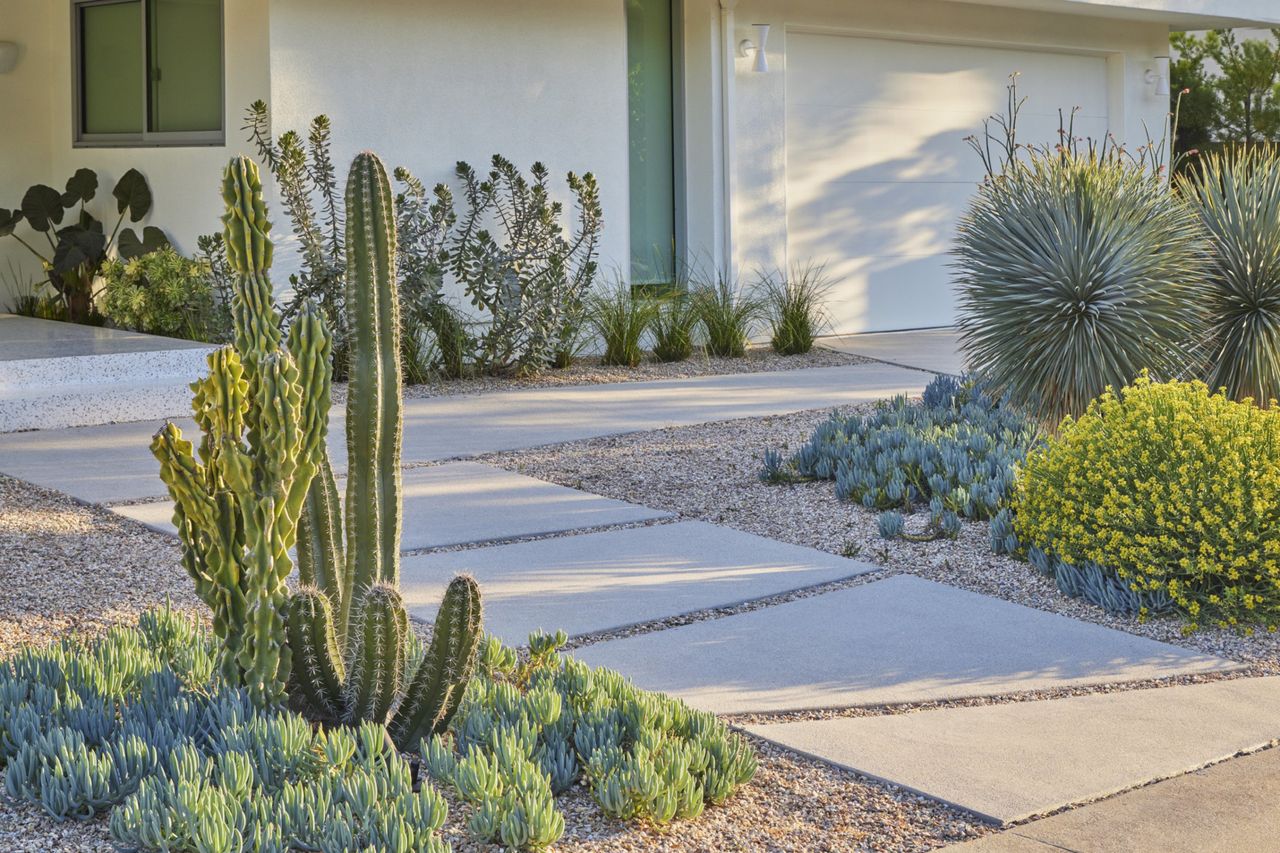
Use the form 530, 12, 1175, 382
482, 406, 1280, 676
0, 470, 987, 851
333, 346, 870, 403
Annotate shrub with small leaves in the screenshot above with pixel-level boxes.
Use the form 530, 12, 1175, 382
1015, 373, 1280, 631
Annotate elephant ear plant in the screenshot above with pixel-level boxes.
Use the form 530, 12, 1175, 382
150, 157, 333, 707
0, 168, 169, 323
287, 151, 484, 750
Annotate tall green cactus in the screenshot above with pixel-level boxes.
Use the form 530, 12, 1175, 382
285, 152, 482, 750
151, 157, 333, 707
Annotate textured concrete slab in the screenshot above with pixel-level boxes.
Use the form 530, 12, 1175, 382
0, 314, 209, 360
400, 521, 872, 644
953, 744, 1280, 851
112, 462, 668, 549
573, 576, 1236, 714
821, 328, 964, 376
749, 678, 1280, 826
0, 363, 927, 503
393, 363, 928, 461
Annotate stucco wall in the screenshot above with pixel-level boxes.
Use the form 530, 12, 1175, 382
268, 0, 632, 292
0, 0, 269, 310
0, 1, 55, 307
712, 0, 1170, 279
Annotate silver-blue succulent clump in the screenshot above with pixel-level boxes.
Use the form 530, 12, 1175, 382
786, 374, 1038, 522
423, 630, 755, 845
0, 607, 452, 852
1, 612, 754, 852
1026, 545, 1174, 617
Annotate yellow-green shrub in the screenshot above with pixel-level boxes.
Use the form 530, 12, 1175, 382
1014, 374, 1280, 632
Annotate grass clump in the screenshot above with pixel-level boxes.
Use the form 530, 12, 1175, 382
760, 263, 831, 356
587, 282, 659, 367
650, 293, 700, 363
692, 276, 762, 358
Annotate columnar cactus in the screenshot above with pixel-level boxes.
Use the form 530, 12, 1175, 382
285, 152, 482, 749
151, 157, 333, 707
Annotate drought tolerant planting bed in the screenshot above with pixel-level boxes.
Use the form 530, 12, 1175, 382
0, 151, 986, 852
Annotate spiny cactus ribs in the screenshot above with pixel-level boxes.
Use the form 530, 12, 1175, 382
283, 152, 483, 749
151, 156, 333, 708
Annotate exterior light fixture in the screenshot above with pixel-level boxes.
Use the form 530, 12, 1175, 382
738, 23, 771, 73
1145, 55, 1170, 97
0, 42, 18, 75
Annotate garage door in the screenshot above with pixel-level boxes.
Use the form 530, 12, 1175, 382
785, 32, 1110, 333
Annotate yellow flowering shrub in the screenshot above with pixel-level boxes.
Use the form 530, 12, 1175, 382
1014, 374, 1280, 632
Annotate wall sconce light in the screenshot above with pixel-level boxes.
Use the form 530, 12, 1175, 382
1145, 55, 1170, 97
738, 23, 771, 73
0, 42, 19, 75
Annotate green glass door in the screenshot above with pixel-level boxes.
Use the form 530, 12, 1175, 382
626, 0, 677, 283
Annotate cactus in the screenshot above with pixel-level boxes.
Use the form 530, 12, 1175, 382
284, 152, 482, 749
150, 157, 333, 707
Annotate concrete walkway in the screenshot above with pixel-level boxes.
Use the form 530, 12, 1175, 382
0, 361, 928, 504
821, 327, 965, 376
0, 314, 214, 433
3, 351, 1273, 841
953, 745, 1280, 852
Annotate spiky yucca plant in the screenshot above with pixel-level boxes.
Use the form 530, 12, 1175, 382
1178, 146, 1280, 406
954, 151, 1205, 424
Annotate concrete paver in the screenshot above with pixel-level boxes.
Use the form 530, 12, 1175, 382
399, 520, 873, 644
113, 462, 668, 550
759, 676, 1280, 825
822, 327, 964, 375
951, 744, 1280, 851
573, 575, 1237, 714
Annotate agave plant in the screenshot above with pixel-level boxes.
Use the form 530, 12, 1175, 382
953, 150, 1206, 424
1178, 146, 1280, 405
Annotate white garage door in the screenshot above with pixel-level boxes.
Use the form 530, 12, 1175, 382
785, 32, 1110, 333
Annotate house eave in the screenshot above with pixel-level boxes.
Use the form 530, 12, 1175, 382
941, 0, 1280, 29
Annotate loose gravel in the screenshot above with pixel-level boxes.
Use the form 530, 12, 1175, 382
482, 405, 1280, 676
0, 465, 987, 851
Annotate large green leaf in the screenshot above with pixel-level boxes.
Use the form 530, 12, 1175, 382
117, 226, 170, 260
0, 208, 22, 238
21, 185, 65, 233
112, 169, 152, 222
61, 168, 99, 207
51, 225, 107, 274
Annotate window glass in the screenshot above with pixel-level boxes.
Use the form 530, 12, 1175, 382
81, 1, 144, 135
147, 0, 222, 133
626, 0, 676, 283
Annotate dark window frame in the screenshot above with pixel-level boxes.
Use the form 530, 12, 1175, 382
71, 0, 225, 148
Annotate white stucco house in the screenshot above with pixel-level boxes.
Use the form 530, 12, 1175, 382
2, 0, 1278, 336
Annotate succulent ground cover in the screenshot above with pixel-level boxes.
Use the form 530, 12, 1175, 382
0, 607, 754, 852
0, 473, 987, 852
